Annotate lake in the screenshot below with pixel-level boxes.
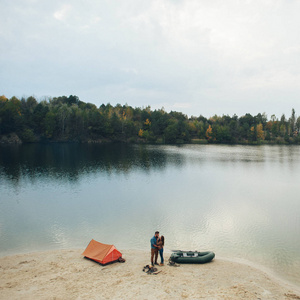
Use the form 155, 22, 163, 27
0, 143, 299, 286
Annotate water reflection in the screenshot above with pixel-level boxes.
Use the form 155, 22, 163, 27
2, 144, 300, 184
0, 143, 185, 185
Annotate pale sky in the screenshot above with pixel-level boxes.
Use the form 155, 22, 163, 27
1, 0, 300, 118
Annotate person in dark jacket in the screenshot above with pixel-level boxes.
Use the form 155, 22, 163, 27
150, 231, 159, 266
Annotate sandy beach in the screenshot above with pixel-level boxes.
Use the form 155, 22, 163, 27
0, 249, 299, 300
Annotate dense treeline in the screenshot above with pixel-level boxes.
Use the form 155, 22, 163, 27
1, 94, 300, 144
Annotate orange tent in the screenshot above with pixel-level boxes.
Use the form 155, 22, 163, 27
82, 239, 122, 265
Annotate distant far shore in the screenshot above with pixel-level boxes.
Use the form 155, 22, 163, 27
0, 249, 299, 299
1, 95, 300, 145
1, 132, 299, 146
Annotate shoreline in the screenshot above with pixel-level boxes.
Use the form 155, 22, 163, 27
217, 256, 300, 296
0, 249, 299, 299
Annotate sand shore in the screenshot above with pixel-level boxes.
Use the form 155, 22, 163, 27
0, 249, 299, 299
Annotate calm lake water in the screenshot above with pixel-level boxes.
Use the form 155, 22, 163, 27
0, 143, 300, 286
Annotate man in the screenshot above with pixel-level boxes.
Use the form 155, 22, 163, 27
150, 231, 159, 266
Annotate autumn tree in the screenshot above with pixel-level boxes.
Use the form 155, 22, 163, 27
206, 125, 213, 142
250, 126, 256, 142
256, 123, 265, 141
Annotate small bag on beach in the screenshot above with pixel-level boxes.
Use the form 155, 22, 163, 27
143, 265, 161, 275
118, 257, 126, 263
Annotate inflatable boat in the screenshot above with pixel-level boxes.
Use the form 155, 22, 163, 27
170, 250, 215, 264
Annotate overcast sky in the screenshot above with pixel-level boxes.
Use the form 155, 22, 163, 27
1, 0, 300, 118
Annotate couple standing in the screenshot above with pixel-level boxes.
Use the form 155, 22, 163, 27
150, 231, 165, 266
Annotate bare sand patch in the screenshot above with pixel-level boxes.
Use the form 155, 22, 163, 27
0, 249, 299, 299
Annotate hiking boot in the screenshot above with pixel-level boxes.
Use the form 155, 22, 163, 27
159, 263, 164, 266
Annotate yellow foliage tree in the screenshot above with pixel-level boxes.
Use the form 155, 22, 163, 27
138, 129, 144, 137
125, 107, 133, 120
206, 125, 213, 141
256, 123, 265, 140
0, 95, 8, 103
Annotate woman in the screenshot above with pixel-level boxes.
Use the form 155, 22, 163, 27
157, 235, 165, 266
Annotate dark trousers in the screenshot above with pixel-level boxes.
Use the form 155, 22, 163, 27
151, 248, 158, 265
159, 248, 164, 264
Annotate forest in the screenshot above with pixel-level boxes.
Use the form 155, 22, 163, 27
1, 94, 300, 145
